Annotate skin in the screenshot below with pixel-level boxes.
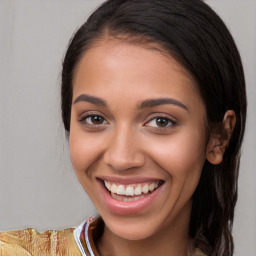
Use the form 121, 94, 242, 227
69, 40, 212, 256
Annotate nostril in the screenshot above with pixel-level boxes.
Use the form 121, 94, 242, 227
103, 149, 146, 172
103, 132, 146, 171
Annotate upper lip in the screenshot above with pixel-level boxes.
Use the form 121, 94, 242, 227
97, 176, 163, 185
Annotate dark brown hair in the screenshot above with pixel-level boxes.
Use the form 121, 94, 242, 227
61, 0, 247, 255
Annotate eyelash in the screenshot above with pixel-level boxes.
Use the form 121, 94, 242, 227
144, 114, 177, 130
145, 116, 176, 128
79, 114, 108, 126
79, 114, 177, 129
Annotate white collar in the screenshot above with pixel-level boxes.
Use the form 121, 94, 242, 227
73, 217, 96, 256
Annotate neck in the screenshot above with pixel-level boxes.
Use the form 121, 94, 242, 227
97, 202, 193, 256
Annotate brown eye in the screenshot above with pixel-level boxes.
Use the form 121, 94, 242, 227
146, 116, 176, 128
156, 118, 169, 127
80, 115, 107, 125
90, 115, 105, 124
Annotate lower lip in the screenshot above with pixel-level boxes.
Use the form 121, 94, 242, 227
98, 180, 163, 215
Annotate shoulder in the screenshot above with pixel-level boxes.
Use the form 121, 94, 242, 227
194, 249, 208, 256
0, 228, 82, 256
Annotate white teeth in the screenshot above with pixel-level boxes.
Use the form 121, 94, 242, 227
117, 185, 125, 195
111, 193, 145, 202
122, 197, 128, 202
125, 186, 135, 196
134, 185, 142, 195
149, 183, 155, 192
104, 181, 111, 191
142, 184, 149, 194
111, 184, 117, 193
104, 180, 160, 197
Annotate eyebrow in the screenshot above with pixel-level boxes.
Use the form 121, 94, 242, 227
73, 94, 107, 106
139, 98, 189, 111
73, 94, 188, 111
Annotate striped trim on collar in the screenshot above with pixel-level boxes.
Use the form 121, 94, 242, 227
73, 216, 96, 256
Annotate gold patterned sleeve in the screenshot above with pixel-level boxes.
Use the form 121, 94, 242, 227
0, 228, 82, 256
194, 249, 207, 256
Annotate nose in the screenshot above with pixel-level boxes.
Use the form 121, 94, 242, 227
103, 126, 146, 172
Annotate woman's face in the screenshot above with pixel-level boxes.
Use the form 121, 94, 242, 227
69, 40, 207, 240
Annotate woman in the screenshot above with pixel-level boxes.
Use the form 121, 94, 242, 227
0, 0, 246, 255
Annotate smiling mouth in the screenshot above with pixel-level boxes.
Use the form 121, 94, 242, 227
101, 179, 164, 202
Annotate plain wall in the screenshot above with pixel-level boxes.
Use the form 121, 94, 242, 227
0, 1, 255, 255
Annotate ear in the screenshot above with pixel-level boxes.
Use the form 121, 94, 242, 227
206, 110, 236, 165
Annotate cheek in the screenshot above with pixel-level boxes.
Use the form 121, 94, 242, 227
147, 129, 206, 178
69, 126, 103, 179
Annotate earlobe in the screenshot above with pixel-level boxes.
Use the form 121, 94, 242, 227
206, 110, 236, 165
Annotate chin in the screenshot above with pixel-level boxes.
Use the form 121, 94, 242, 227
109, 223, 157, 241
102, 213, 165, 241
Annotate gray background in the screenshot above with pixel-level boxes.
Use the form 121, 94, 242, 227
0, 0, 255, 255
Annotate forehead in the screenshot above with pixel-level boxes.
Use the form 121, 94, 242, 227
72, 40, 203, 111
